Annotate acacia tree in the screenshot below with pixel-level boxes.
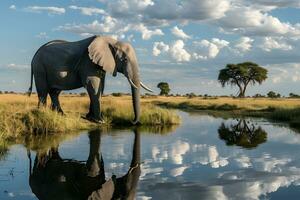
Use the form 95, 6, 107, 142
157, 82, 170, 95
218, 62, 267, 98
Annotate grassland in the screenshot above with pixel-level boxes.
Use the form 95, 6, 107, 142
151, 96, 300, 130
0, 94, 180, 140
1, 94, 300, 160
1, 94, 300, 141
148, 96, 300, 110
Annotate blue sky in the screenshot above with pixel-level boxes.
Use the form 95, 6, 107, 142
1, 0, 300, 96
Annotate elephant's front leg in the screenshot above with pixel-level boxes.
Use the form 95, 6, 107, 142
86, 76, 104, 123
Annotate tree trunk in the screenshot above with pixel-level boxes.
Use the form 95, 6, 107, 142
240, 81, 249, 98
235, 80, 244, 98
238, 86, 244, 98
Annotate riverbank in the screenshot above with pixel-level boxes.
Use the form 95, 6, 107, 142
1, 94, 300, 140
153, 96, 300, 130
0, 94, 180, 140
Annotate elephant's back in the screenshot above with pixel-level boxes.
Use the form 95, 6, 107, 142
32, 36, 96, 68
31, 40, 68, 69
40, 36, 96, 58
33, 37, 94, 68
40, 41, 81, 62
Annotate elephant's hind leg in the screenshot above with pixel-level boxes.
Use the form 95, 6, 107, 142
37, 93, 48, 108
37, 86, 48, 108
38, 94, 48, 108
49, 88, 64, 114
35, 76, 48, 108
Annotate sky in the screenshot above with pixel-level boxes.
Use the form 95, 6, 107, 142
0, 0, 300, 96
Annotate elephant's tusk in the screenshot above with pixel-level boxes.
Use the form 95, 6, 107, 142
140, 81, 154, 93
128, 78, 138, 89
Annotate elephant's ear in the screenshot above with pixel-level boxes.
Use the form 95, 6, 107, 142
88, 37, 116, 74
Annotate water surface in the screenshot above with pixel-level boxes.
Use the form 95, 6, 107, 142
1, 111, 300, 200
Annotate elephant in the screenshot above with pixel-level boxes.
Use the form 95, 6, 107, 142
28, 128, 141, 200
28, 36, 153, 124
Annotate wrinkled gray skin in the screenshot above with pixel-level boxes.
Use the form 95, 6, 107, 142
28, 128, 141, 200
29, 36, 144, 124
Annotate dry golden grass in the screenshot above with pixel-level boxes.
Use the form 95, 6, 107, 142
144, 96, 300, 110
147, 95, 300, 130
3, 94, 300, 110
2, 94, 300, 138
0, 94, 180, 139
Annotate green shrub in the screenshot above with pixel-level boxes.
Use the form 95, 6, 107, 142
80, 92, 87, 97
112, 92, 122, 97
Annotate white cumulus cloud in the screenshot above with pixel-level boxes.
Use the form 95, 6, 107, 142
193, 38, 229, 60
171, 26, 191, 39
145, 0, 230, 22
234, 37, 254, 53
153, 42, 169, 56
9, 5, 16, 10
260, 37, 292, 52
219, 6, 300, 37
57, 16, 120, 35
26, 6, 66, 15
69, 5, 107, 16
134, 24, 164, 40
169, 40, 191, 62
181, 0, 230, 20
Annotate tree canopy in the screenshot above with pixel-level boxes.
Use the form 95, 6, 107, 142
157, 82, 170, 95
267, 91, 281, 98
218, 62, 268, 97
289, 93, 300, 98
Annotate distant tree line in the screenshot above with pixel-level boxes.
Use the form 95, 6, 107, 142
267, 91, 281, 98
1, 73, 300, 99
1, 88, 300, 99
0, 91, 17, 94
289, 93, 300, 98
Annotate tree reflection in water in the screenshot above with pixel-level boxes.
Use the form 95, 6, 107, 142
28, 128, 141, 200
218, 119, 267, 148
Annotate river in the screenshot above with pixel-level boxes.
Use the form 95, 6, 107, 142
1, 111, 300, 200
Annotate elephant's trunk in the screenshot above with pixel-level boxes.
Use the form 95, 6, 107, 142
128, 64, 141, 125
131, 80, 140, 125
124, 45, 141, 125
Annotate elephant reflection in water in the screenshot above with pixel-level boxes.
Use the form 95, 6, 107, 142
218, 119, 267, 148
28, 129, 141, 200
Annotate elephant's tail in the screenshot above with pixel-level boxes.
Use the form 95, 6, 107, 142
27, 63, 33, 97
